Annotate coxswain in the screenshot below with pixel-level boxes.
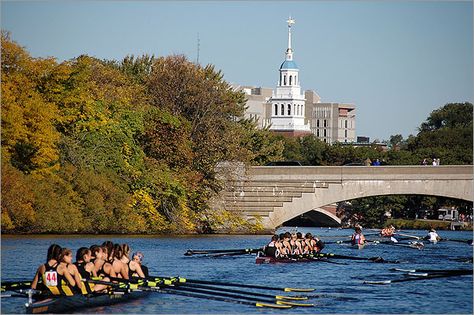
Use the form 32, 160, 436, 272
132, 252, 149, 277
31, 244, 62, 290
351, 226, 366, 248
263, 235, 279, 258
121, 244, 145, 278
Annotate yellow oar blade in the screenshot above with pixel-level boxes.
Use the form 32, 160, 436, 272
277, 300, 315, 307
275, 295, 308, 300
255, 302, 292, 309
284, 287, 315, 292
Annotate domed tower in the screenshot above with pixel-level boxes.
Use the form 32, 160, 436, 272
269, 17, 311, 136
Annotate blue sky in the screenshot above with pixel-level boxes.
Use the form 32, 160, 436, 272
2, 1, 472, 141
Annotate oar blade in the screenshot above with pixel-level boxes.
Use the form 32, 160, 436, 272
277, 300, 314, 307
284, 287, 315, 292
275, 295, 308, 301
255, 302, 292, 309
363, 280, 391, 285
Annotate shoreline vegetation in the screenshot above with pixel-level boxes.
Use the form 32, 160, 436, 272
386, 219, 473, 231
1, 31, 473, 235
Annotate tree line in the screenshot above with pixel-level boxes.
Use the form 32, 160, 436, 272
1, 31, 472, 233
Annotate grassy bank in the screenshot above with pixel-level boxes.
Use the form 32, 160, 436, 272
386, 219, 473, 231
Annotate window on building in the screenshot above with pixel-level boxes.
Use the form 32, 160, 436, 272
295, 75, 297, 85
281, 104, 284, 115
345, 120, 347, 128
345, 130, 347, 138
283, 75, 286, 85
274, 104, 278, 116
288, 104, 291, 115
317, 120, 320, 127
289, 75, 292, 85
293, 104, 296, 115
324, 120, 327, 127
317, 129, 320, 137
324, 129, 327, 137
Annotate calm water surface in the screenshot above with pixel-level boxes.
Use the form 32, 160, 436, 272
1, 228, 472, 314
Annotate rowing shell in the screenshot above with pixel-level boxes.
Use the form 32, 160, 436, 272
25, 290, 148, 314
256, 255, 322, 264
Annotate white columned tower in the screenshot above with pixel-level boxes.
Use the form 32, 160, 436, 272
269, 17, 311, 136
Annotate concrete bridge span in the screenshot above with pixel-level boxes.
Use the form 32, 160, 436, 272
213, 165, 473, 231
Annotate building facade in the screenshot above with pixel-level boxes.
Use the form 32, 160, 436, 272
238, 17, 356, 144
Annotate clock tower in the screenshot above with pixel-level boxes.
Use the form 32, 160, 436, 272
269, 17, 311, 137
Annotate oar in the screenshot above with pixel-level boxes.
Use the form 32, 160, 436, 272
151, 286, 293, 309
391, 268, 472, 274
381, 241, 425, 250
185, 248, 262, 256
314, 253, 400, 263
364, 270, 472, 285
109, 276, 308, 301
172, 282, 309, 301
85, 278, 293, 309
156, 283, 314, 307
440, 238, 473, 245
1, 281, 32, 292
395, 233, 422, 240
203, 251, 260, 258
150, 276, 315, 292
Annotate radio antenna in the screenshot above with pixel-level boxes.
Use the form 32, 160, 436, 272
196, 32, 200, 64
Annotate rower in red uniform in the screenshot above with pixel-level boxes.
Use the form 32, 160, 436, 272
351, 226, 366, 249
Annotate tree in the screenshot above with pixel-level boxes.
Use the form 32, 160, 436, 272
1, 32, 61, 175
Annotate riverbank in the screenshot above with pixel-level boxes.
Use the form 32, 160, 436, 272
386, 218, 473, 231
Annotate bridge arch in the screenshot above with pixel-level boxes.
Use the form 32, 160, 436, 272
215, 164, 473, 231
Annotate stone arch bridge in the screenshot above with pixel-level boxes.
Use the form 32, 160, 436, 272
212, 164, 473, 232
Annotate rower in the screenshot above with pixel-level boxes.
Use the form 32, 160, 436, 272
277, 233, 289, 258
282, 232, 292, 257
313, 236, 325, 253
121, 244, 145, 278
425, 228, 441, 243
303, 233, 315, 255
74, 247, 103, 293
31, 244, 62, 290
263, 235, 279, 258
111, 244, 129, 279
55, 248, 83, 295
351, 226, 366, 247
96, 246, 116, 278
289, 233, 302, 256
380, 225, 396, 237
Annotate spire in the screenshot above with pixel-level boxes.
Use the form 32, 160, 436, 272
286, 16, 295, 60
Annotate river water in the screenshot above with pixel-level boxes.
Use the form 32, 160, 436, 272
1, 228, 472, 314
